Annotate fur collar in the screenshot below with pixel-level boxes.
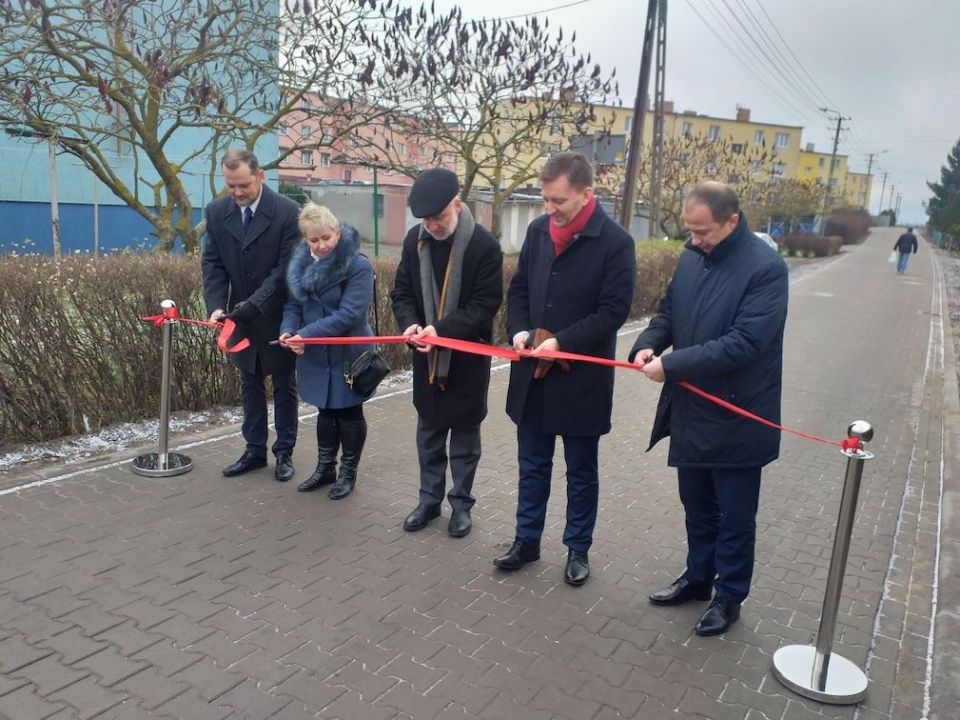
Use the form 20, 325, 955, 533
286, 224, 362, 303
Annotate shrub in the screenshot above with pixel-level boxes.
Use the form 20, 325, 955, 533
780, 233, 843, 258
0, 243, 680, 446
825, 210, 872, 244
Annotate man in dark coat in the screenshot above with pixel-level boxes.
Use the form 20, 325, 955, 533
630, 181, 788, 636
493, 152, 636, 587
893, 226, 919, 274
390, 168, 504, 538
202, 149, 301, 481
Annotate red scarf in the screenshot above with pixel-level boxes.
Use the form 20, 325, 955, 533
549, 195, 596, 256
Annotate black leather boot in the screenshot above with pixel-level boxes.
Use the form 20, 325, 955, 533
329, 417, 366, 500
298, 416, 339, 492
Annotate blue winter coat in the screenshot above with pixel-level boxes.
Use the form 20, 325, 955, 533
281, 226, 375, 409
506, 203, 637, 437
630, 217, 788, 468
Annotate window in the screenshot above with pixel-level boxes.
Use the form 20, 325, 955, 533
444, 153, 456, 164
302, 125, 313, 139
301, 98, 312, 111
625, 116, 633, 133
348, 135, 358, 147
775, 132, 790, 148
319, 153, 331, 168
279, 122, 289, 136
754, 129, 765, 145
321, 132, 332, 145
705, 160, 718, 173
301, 150, 313, 166
828, 177, 837, 188
750, 161, 762, 175
708, 125, 721, 141
682, 121, 693, 137
860, 177, 868, 186
397, 142, 407, 155
343, 169, 352, 183
832, 158, 840, 170
731, 143, 744, 154
770, 162, 786, 177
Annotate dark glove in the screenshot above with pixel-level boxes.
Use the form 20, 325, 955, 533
227, 300, 261, 323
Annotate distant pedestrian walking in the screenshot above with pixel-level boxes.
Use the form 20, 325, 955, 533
894, 227, 918, 274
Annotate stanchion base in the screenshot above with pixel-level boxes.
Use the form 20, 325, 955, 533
772, 645, 867, 704
132, 452, 193, 477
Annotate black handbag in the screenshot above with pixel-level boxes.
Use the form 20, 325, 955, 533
345, 349, 390, 396
344, 261, 390, 396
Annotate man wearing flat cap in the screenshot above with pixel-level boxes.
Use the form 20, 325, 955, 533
391, 168, 504, 538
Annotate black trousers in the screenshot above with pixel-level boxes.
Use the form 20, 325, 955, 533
239, 359, 298, 458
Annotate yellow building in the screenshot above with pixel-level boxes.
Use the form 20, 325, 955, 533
844, 171, 872, 210
480, 99, 872, 209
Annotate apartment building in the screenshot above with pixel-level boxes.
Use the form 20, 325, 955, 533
276, 92, 456, 187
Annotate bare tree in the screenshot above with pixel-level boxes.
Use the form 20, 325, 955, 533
596, 132, 771, 238
0, 0, 406, 253
744, 178, 825, 235
369, 6, 618, 237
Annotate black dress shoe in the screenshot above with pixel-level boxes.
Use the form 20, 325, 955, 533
275, 454, 294, 482
448, 510, 472, 538
223, 451, 267, 477
695, 598, 741, 636
564, 549, 590, 587
492, 539, 540, 571
403, 503, 441, 532
649, 577, 713, 606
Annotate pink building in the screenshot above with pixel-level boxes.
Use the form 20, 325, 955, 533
277, 93, 456, 187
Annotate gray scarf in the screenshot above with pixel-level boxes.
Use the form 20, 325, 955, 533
418, 203, 475, 388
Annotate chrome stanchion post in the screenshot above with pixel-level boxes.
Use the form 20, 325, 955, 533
132, 300, 193, 477
772, 420, 873, 704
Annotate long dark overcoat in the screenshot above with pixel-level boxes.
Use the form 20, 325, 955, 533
202, 185, 301, 375
390, 223, 504, 429
505, 204, 636, 437
281, 226, 375, 409
630, 217, 789, 468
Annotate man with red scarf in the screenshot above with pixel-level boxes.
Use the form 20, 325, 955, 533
494, 152, 636, 586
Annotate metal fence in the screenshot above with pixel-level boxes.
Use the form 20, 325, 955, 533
930, 228, 958, 252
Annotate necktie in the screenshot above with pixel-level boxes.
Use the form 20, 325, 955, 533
242, 207, 253, 233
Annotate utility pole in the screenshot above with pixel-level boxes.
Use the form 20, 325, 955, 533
877, 171, 888, 214
895, 193, 902, 218
819, 108, 849, 231
864, 150, 886, 213
649, 0, 668, 236
887, 183, 896, 211
618, 0, 659, 232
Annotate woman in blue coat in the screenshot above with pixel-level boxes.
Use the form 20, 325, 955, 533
280, 203, 375, 500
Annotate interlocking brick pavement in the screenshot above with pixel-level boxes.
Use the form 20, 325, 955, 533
1, 227, 957, 719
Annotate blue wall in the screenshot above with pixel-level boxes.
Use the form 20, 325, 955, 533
0, 200, 204, 254
0, 0, 280, 255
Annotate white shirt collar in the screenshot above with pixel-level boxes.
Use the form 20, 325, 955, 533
238, 188, 263, 217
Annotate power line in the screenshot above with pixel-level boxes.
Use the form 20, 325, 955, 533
684, 0, 820, 124
750, 0, 842, 112
474, 0, 594, 23
722, 0, 827, 112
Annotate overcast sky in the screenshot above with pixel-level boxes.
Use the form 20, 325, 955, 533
431, 0, 958, 225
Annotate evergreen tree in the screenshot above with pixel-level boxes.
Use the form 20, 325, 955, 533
927, 138, 960, 234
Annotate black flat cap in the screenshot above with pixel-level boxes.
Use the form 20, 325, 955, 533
408, 168, 460, 218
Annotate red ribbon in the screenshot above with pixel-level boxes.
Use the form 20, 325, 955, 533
141, 320, 855, 449
141, 314, 249, 353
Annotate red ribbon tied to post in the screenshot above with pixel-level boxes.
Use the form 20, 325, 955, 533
141, 311, 249, 353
